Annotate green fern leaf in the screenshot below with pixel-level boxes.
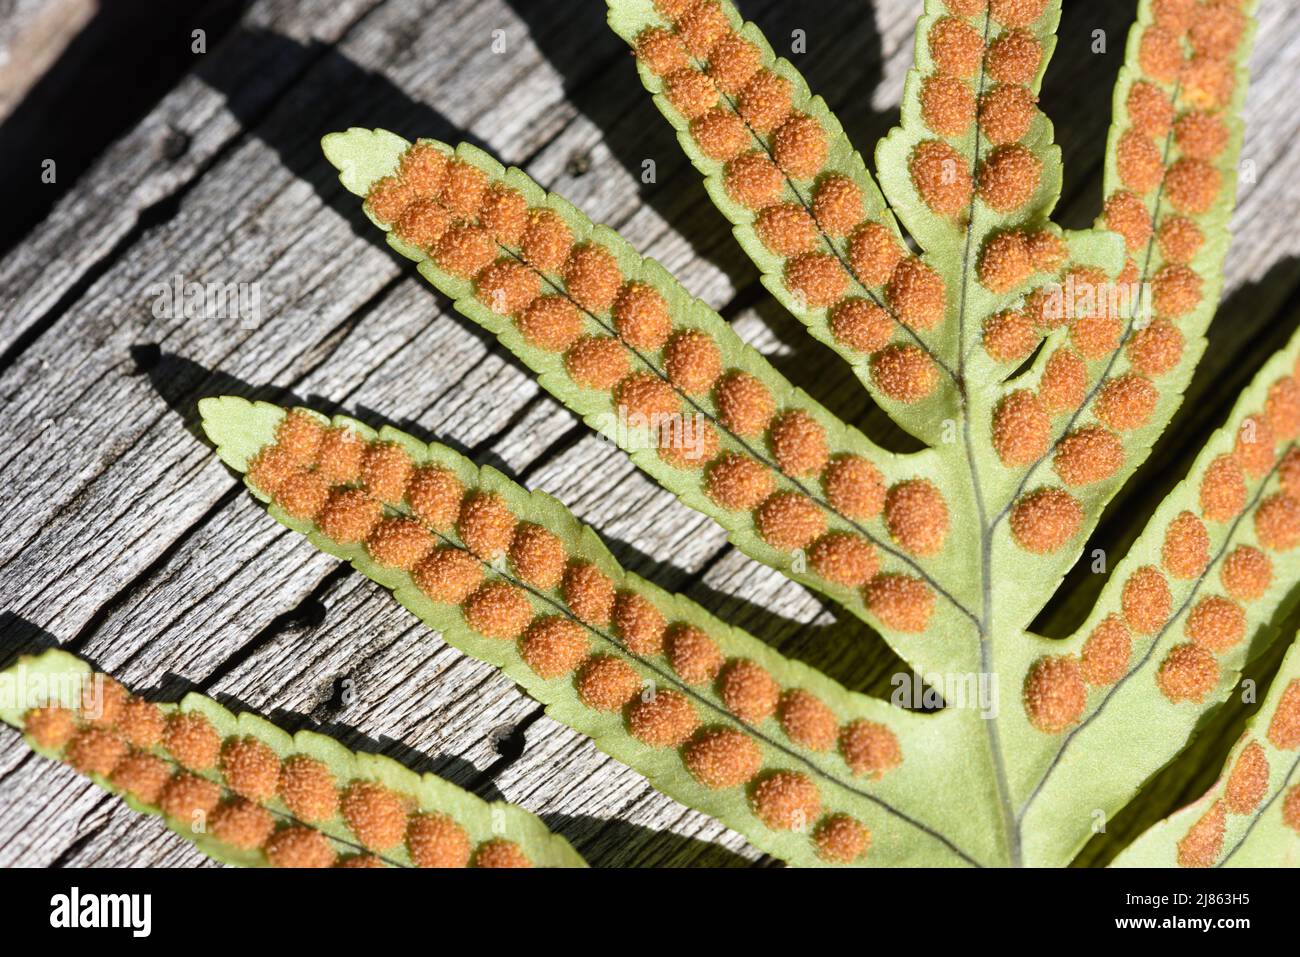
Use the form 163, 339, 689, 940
974, 0, 1260, 624
1113, 628, 1300, 867
1011, 328, 1300, 865
0, 648, 584, 867
308, 0, 1272, 869
199, 394, 1007, 866
605, 0, 962, 441
321, 127, 982, 675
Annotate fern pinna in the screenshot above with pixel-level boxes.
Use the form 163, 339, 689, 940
275, 0, 1295, 866
0, 649, 583, 867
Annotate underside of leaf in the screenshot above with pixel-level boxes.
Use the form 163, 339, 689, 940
303, 0, 1271, 869
1013, 326, 1300, 865
198, 395, 1012, 866
0, 648, 584, 868
607, 0, 963, 441
321, 126, 987, 676
1113, 627, 1300, 867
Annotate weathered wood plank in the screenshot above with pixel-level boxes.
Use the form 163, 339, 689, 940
0, 0, 387, 359
0, 0, 904, 868
0, 0, 608, 635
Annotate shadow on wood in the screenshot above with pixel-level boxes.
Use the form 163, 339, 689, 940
0, 0, 248, 257
131, 343, 524, 482
0, 610, 66, 671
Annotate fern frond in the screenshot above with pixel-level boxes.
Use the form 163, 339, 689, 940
0, 648, 583, 867
605, 0, 961, 442
878, 0, 1070, 274
1011, 328, 1300, 866
321, 128, 984, 674
255, 0, 1274, 869
980, 0, 1258, 616
199, 395, 1002, 866
1114, 627, 1300, 867
875, 0, 1126, 393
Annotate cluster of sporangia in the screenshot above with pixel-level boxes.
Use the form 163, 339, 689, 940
21, 671, 534, 868
635, 0, 959, 400
915, 0, 1250, 562
1175, 677, 1300, 867
622, 0, 1272, 742
1023, 357, 1300, 734
247, 408, 907, 863
365, 136, 948, 636
981, 0, 1282, 748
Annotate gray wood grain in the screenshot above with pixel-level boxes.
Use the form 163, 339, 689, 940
1, 0, 1298, 867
